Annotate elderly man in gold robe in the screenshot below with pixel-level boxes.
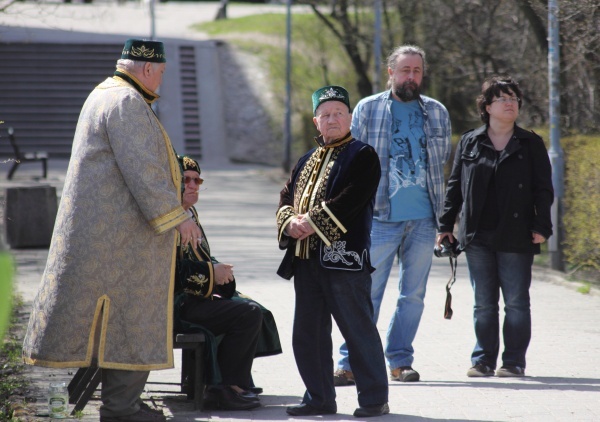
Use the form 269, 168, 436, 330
22, 39, 201, 422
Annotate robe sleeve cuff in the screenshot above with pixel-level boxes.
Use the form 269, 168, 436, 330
150, 206, 189, 234
307, 202, 347, 246
276, 205, 296, 242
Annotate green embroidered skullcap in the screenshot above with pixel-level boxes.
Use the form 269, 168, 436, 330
121, 39, 166, 63
178, 155, 201, 174
312, 85, 350, 115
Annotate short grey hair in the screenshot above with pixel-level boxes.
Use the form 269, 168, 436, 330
386, 45, 427, 74
116, 59, 152, 73
116, 59, 163, 76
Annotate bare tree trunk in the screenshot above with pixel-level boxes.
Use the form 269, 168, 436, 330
303, 0, 373, 97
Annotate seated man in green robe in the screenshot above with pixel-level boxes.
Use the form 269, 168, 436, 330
174, 155, 281, 411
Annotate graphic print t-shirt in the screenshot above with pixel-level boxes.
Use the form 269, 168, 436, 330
388, 98, 433, 221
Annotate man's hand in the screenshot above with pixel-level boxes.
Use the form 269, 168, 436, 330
177, 219, 202, 249
285, 214, 315, 240
214, 263, 234, 285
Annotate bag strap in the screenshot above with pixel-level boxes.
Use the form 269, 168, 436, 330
444, 255, 458, 320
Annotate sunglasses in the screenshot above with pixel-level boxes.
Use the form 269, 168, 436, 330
184, 176, 204, 185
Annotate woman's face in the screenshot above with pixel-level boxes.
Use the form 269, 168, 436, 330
486, 89, 520, 124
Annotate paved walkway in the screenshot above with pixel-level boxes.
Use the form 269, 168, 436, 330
3, 160, 600, 421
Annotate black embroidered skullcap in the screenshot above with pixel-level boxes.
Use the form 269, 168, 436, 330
121, 39, 166, 63
178, 155, 201, 174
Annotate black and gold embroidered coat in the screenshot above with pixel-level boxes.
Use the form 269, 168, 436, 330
175, 207, 235, 301
276, 133, 381, 278
174, 207, 282, 363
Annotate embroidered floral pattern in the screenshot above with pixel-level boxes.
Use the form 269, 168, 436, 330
323, 241, 362, 266
309, 205, 341, 244
183, 272, 209, 296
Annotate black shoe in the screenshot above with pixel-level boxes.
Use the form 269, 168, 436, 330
238, 389, 260, 400
390, 366, 420, 382
248, 386, 263, 395
353, 403, 390, 418
466, 363, 495, 377
139, 402, 164, 415
286, 403, 337, 416
205, 386, 261, 411
496, 366, 525, 377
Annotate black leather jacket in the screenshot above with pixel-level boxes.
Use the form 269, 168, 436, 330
438, 125, 554, 254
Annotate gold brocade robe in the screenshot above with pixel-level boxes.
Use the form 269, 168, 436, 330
22, 77, 189, 370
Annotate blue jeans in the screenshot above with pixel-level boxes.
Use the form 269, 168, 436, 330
465, 231, 533, 369
338, 217, 436, 370
293, 258, 388, 408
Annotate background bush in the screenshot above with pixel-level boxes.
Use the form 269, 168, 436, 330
563, 136, 600, 275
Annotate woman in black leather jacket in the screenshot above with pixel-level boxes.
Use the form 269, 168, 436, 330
437, 76, 553, 379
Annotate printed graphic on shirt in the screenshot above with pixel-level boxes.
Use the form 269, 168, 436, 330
389, 108, 427, 197
387, 99, 433, 222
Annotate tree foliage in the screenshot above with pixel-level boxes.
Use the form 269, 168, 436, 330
298, 0, 600, 134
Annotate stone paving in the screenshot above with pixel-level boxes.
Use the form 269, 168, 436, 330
3, 160, 600, 421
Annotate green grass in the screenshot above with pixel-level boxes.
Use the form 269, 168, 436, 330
193, 13, 291, 36
0, 295, 28, 422
193, 12, 363, 160
0, 340, 27, 422
576, 282, 591, 295
193, 12, 361, 90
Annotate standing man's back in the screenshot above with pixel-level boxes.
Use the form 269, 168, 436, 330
335, 45, 452, 386
22, 39, 201, 422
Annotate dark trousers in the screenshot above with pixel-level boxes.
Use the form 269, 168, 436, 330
100, 369, 149, 417
181, 297, 262, 386
293, 259, 388, 408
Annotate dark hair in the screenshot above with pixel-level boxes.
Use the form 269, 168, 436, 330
476, 76, 523, 124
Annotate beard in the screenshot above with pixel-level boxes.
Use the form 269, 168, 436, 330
393, 80, 421, 102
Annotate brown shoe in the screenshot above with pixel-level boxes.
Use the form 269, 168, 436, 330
333, 369, 355, 386
390, 366, 420, 382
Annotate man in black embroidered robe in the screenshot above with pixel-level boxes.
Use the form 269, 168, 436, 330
175, 156, 281, 411
276, 86, 389, 418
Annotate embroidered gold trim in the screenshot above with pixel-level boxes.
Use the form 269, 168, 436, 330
277, 206, 296, 241
113, 69, 159, 103
305, 213, 331, 246
151, 207, 188, 234
322, 201, 347, 233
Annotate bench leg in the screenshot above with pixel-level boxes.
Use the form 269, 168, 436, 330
7, 161, 19, 180
68, 367, 102, 415
180, 349, 192, 395
42, 158, 47, 178
193, 343, 205, 410
181, 346, 206, 410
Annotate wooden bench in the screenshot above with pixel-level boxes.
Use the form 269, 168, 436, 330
67, 333, 206, 415
6, 127, 48, 180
